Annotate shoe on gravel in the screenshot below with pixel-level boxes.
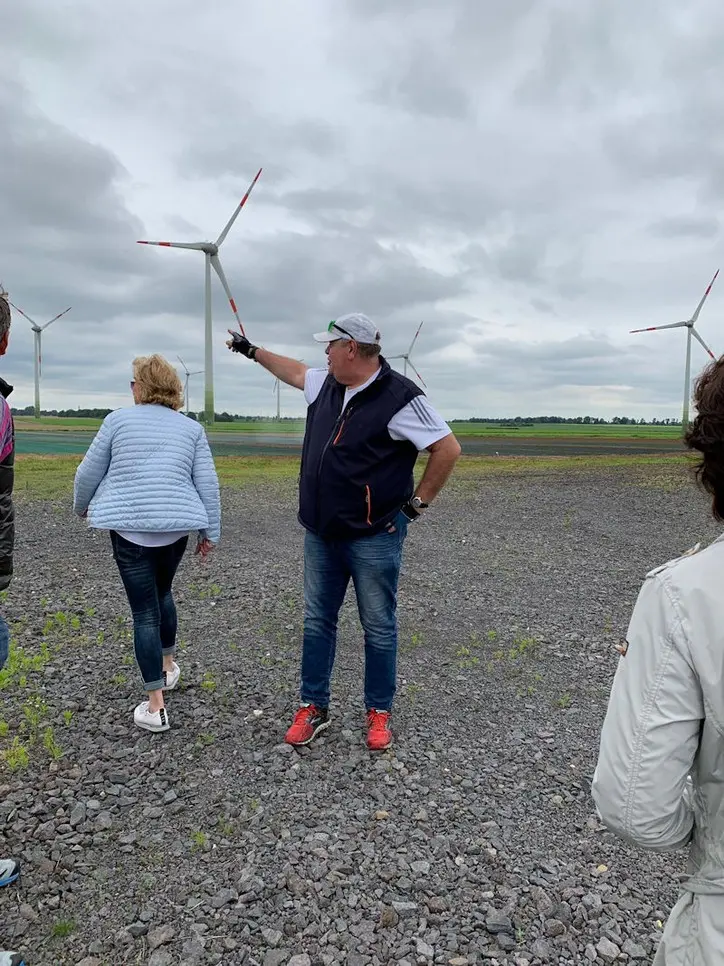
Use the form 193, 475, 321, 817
0, 953, 27, 966
133, 701, 170, 733
162, 661, 180, 691
366, 709, 392, 750
0, 859, 19, 887
284, 704, 330, 746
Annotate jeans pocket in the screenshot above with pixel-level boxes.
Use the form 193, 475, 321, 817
111, 532, 145, 564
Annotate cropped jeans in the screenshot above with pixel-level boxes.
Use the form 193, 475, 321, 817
300, 512, 409, 712
110, 532, 188, 690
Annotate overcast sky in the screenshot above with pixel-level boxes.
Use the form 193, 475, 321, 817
2, 0, 723, 420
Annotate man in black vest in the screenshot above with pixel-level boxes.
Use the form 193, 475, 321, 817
227, 313, 461, 750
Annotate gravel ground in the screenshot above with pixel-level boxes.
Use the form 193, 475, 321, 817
0, 462, 714, 966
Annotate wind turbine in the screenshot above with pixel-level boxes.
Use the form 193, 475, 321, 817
9, 301, 71, 419
177, 356, 204, 417
272, 377, 281, 420
137, 167, 263, 427
630, 270, 718, 431
271, 359, 302, 420
388, 321, 426, 386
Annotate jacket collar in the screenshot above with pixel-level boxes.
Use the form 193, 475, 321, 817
0, 377, 14, 399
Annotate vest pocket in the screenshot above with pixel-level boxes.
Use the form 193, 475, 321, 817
365, 484, 372, 525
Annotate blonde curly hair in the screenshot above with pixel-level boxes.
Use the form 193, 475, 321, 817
132, 354, 184, 410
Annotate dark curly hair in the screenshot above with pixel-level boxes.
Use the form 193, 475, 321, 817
685, 357, 724, 519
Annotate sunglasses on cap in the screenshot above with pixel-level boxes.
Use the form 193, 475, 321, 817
327, 320, 355, 340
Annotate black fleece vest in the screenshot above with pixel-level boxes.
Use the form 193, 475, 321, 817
298, 357, 424, 539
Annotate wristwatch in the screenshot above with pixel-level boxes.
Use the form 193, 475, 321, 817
411, 496, 429, 510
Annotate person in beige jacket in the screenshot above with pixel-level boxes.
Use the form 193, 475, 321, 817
592, 356, 724, 966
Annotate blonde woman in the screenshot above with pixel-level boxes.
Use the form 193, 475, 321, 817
73, 355, 220, 732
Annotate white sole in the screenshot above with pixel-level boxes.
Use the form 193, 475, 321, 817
134, 719, 170, 733
288, 719, 330, 746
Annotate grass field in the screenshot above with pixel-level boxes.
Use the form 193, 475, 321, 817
13, 415, 685, 440
13, 452, 690, 501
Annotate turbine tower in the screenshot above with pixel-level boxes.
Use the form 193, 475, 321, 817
9, 301, 71, 419
388, 321, 426, 386
137, 167, 262, 427
272, 377, 281, 421
630, 270, 718, 431
177, 356, 204, 417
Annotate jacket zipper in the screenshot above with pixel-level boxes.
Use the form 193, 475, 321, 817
365, 484, 372, 525
332, 419, 346, 445
315, 404, 355, 527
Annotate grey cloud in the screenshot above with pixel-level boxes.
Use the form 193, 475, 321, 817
0, 78, 149, 320
369, 45, 472, 119
649, 215, 721, 240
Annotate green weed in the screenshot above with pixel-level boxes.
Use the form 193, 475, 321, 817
43, 726, 63, 759
200, 672, 217, 693
1, 738, 30, 771
0, 640, 51, 689
190, 830, 208, 851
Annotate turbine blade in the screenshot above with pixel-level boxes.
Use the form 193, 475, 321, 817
210, 254, 246, 336
215, 168, 263, 247
177, 354, 189, 373
630, 322, 686, 333
136, 241, 206, 250
8, 301, 37, 326
691, 269, 719, 323
408, 320, 424, 355
692, 326, 717, 361
408, 360, 426, 387
42, 306, 71, 330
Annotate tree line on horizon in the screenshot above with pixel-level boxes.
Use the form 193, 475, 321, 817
10, 406, 683, 426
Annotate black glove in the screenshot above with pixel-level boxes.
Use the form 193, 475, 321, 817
226, 330, 258, 360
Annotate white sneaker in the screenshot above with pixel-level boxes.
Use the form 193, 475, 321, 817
0, 953, 26, 966
162, 661, 180, 691
134, 701, 170, 733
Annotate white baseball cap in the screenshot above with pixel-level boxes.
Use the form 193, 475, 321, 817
313, 313, 381, 344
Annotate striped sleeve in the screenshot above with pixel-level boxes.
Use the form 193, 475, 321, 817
387, 395, 452, 451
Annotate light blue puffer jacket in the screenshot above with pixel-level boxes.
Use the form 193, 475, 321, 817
73, 405, 221, 543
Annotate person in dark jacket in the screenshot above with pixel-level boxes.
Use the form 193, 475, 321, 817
227, 313, 461, 750
0, 289, 26, 966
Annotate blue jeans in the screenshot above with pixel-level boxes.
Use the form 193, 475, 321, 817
0, 615, 8, 672
301, 512, 408, 712
110, 532, 188, 690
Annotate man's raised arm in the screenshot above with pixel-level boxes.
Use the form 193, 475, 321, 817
226, 330, 308, 391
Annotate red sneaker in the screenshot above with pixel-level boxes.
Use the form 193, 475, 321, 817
366, 709, 392, 750
284, 704, 330, 746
